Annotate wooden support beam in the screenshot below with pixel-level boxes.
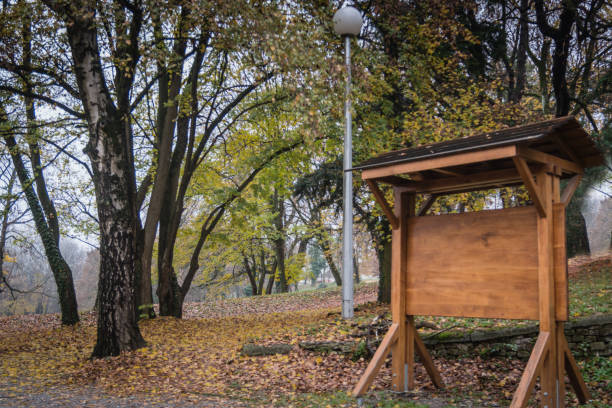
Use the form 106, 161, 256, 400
408, 172, 424, 181
510, 331, 551, 408
417, 194, 437, 216
559, 332, 591, 403
391, 191, 413, 392
513, 157, 546, 217
553, 202, 569, 322
362, 145, 517, 180
551, 134, 582, 166
518, 146, 583, 175
352, 323, 399, 396
413, 325, 443, 388
431, 168, 462, 177
396, 167, 527, 195
560, 174, 582, 206
376, 175, 415, 187
406, 316, 415, 390
366, 180, 399, 228
535, 169, 557, 407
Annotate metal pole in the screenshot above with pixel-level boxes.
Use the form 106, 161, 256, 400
342, 34, 354, 319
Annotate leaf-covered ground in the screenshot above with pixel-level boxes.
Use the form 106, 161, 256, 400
0, 257, 610, 407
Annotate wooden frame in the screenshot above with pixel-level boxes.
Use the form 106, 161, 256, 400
355, 137, 594, 407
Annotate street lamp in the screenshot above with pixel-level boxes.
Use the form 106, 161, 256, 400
333, 5, 362, 319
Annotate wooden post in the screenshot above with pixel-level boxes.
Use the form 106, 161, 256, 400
391, 190, 412, 392
536, 167, 557, 407
552, 169, 566, 406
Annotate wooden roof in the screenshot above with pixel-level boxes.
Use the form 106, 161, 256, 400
356, 116, 605, 195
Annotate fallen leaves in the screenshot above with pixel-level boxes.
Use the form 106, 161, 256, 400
0, 260, 610, 407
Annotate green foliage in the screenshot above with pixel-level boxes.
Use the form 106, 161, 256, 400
308, 244, 326, 285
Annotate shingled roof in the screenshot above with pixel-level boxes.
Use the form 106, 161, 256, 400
354, 116, 605, 172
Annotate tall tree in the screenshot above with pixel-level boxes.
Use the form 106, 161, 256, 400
0, 104, 80, 325
37, 0, 146, 355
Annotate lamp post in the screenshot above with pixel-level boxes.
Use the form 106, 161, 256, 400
333, 5, 362, 319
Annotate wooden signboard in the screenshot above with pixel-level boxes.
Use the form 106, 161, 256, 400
405, 206, 540, 320
351, 117, 604, 407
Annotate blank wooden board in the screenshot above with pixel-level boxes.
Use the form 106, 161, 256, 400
405, 206, 540, 320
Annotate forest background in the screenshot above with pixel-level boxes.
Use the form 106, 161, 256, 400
0, 0, 610, 357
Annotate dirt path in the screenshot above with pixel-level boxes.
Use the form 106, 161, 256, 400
0, 378, 248, 408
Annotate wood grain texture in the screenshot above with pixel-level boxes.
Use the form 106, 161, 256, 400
352, 323, 399, 396
391, 191, 413, 392
535, 170, 556, 407
513, 157, 546, 217
560, 331, 591, 403
413, 324, 443, 388
510, 331, 550, 408
362, 145, 517, 180
406, 316, 415, 390
518, 146, 583, 175
560, 174, 582, 206
553, 203, 569, 321
404, 206, 540, 320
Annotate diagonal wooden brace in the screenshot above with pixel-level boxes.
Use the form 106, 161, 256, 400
353, 323, 399, 396
366, 180, 399, 228
558, 332, 591, 403
412, 324, 443, 388
513, 157, 547, 217
511, 331, 550, 408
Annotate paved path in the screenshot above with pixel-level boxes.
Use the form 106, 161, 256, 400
0, 378, 249, 408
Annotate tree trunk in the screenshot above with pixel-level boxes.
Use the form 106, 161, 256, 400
510, 0, 529, 103
353, 249, 360, 284
256, 251, 268, 295
534, 0, 576, 117
1, 113, 79, 325
266, 262, 276, 294
60, 8, 146, 355
136, 6, 193, 319
244, 256, 258, 296
317, 233, 342, 286
566, 207, 591, 258
377, 239, 392, 303
273, 190, 288, 292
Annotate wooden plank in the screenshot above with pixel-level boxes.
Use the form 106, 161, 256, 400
391, 191, 411, 392
413, 324, 443, 388
404, 206, 540, 320
559, 331, 591, 403
366, 180, 399, 229
400, 167, 525, 195
352, 323, 399, 396
513, 157, 546, 217
510, 331, 550, 408
560, 174, 582, 206
362, 145, 517, 180
553, 203, 568, 321
553, 173, 567, 406
417, 194, 437, 216
518, 146, 583, 175
535, 169, 556, 407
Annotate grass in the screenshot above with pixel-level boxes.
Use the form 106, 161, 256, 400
569, 260, 611, 317
271, 391, 430, 408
